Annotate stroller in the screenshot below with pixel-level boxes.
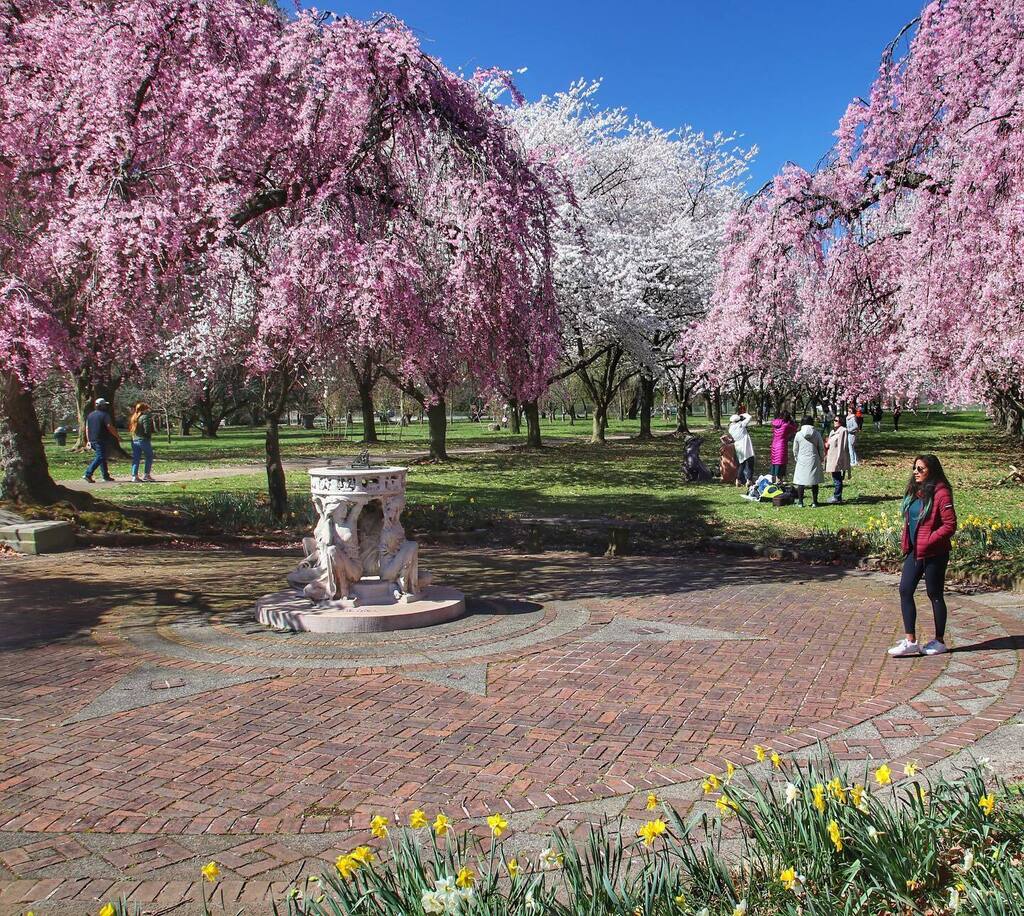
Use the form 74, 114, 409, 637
682, 434, 713, 482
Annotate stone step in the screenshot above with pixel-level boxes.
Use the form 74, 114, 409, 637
0, 520, 76, 554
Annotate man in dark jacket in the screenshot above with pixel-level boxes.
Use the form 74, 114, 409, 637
83, 398, 120, 482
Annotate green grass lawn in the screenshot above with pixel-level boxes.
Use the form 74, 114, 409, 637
62, 410, 1024, 549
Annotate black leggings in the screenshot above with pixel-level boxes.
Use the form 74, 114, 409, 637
899, 552, 949, 641
796, 484, 818, 504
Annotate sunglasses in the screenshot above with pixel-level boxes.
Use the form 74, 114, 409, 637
913, 465, 927, 472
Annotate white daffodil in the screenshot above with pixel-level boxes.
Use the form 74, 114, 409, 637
784, 782, 800, 805
538, 847, 563, 871
962, 849, 975, 871
421, 891, 446, 915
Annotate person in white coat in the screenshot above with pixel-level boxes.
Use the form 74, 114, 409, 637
728, 405, 756, 487
792, 416, 825, 507
825, 416, 851, 503
845, 410, 859, 474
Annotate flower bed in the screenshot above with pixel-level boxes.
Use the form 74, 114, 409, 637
96, 755, 1023, 916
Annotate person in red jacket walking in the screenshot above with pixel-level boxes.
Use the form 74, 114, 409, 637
888, 454, 958, 657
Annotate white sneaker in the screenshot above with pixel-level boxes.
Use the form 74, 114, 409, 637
130, 475, 141, 482
888, 638, 921, 657
922, 640, 949, 655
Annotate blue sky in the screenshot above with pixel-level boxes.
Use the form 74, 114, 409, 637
325, 0, 924, 190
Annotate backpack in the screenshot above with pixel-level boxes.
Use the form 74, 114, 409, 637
761, 483, 783, 501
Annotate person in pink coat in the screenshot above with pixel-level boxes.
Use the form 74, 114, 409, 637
769, 411, 798, 482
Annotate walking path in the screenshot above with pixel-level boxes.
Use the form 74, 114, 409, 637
58, 434, 640, 492
1, 546, 1021, 913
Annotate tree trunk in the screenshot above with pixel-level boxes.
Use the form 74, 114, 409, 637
427, 400, 448, 460
712, 387, 723, 429
195, 397, 220, 438
509, 400, 522, 434
627, 384, 640, 421
72, 372, 92, 449
591, 403, 607, 443
0, 372, 62, 503
265, 412, 288, 520
523, 399, 542, 448
179, 414, 193, 436
357, 380, 378, 444
636, 376, 655, 440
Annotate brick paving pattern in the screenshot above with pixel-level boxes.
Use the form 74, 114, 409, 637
0, 546, 1021, 913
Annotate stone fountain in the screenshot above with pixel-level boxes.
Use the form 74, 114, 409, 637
255, 460, 465, 633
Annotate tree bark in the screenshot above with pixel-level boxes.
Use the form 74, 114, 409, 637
509, 399, 522, 434
636, 376, 655, 440
0, 372, 64, 503
712, 387, 723, 429
265, 412, 288, 519
179, 414, 193, 436
357, 381, 378, 443
523, 399, 542, 448
349, 355, 380, 444
427, 400, 448, 459
591, 404, 607, 443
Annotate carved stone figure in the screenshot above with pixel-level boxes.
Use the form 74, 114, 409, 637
301, 500, 363, 602
379, 495, 431, 598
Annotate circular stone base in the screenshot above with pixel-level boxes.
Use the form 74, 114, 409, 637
255, 585, 466, 633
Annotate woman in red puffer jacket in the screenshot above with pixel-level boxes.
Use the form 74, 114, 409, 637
888, 454, 958, 658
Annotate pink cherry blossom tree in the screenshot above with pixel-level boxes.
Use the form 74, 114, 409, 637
695, 0, 1024, 435
1, 2, 559, 509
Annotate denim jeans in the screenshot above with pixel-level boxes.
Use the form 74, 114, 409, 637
131, 438, 154, 476
85, 443, 109, 480
831, 471, 844, 501
738, 456, 756, 485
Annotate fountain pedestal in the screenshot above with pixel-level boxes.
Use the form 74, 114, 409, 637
255, 466, 465, 633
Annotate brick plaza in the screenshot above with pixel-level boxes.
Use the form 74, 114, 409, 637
1, 546, 1021, 913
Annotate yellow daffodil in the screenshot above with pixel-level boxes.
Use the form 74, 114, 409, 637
335, 855, 359, 879
771, 751, 782, 769
674, 892, 686, 907
487, 812, 509, 837
201, 861, 220, 882
979, 793, 996, 816
456, 866, 475, 888
370, 815, 389, 838
906, 878, 921, 891
754, 745, 767, 762
409, 809, 428, 829
349, 846, 374, 865
507, 858, 520, 879
433, 813, 452, 836
874, 764, 892, 786
99, 906, 115, 916
779, 866, 798, 890
850, 784, 866, 809
733, 900, 747, 916
827, 820, 843, 852
646, 792, 658, 810
715, 795, 739, 817
812, 784, 826, 814
702, 773, 720, 793
637, 818, 668, 847
903, 762, 918, 778
726, 761, 736, 781
827, 777, 846, 803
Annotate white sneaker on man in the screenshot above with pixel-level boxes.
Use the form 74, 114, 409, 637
130, 475, 141, 482
887, 638, 921, 657
922, 640, 949, 655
